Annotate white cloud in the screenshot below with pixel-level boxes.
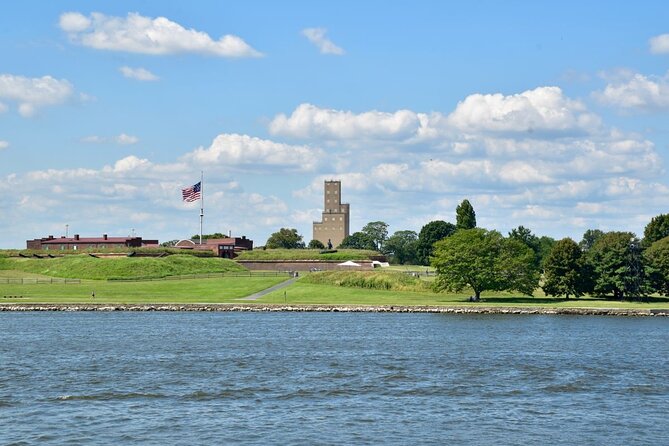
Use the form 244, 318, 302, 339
59, 12, 262, 57
0, 140, 8, 150
269, 103, 429, 140
446, 86, 600, 135
0, 102, 7, 113
119, 66, 159, 81
0, 74, 75, 117
595, 72, 669, 111
81, 133, 139, 145
185, 133, 323, 171
649, 33, 669, 54
302, 28, 345, 55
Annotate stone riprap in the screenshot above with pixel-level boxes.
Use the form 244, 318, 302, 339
0, 303, 667, 316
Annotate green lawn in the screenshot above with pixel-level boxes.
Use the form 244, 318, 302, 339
258, 279, 669, 309
0, 275, 287, 304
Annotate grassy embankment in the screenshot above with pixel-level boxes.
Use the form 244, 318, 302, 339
0, 255, 286, 303
235, 249, 380, 261
2, 254, 667, 309
259, 270, 669, 309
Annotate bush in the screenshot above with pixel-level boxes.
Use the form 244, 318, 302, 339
302, 271, 432, 292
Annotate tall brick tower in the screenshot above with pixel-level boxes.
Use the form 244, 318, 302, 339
312, 180, 350, 248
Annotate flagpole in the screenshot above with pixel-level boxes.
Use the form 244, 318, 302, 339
199, 171, 204, 245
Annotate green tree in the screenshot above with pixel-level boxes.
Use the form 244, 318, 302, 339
308, 239, 325, 249
579, 229, 604, 252
542, 238, 591, 298
265, 228, 305, 249
644, 236, 669, 295
384, 230, 419, 265
160, 239, 179, 247
508, 226, 541, 267
416, 220, 456, 265
537, 236, 557, 267
456, 199, 476, 230
191, 233, 227, 240
643, 214, 669, 247
587, 231, 648, 300
362, 221, 389, 250
338, 232, 377, 250
431, 228, 538, 300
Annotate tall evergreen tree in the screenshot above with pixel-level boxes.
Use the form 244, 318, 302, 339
456, 199, 476, 230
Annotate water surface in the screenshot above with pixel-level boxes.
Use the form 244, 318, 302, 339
1, 312, 667, 445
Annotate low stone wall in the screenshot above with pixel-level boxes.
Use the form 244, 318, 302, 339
237, 260, 374, 271
1, 303, 667, 316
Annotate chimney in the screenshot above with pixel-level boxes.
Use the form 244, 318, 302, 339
74, 234, 80, 240
103, 234, 108, 240
48, 235, 54, 240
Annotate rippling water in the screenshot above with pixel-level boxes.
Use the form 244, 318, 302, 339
1, 312, 667, 445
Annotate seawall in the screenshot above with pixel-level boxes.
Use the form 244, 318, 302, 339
1, 303, 667, 316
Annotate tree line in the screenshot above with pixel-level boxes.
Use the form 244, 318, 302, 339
264, 200, 669, 301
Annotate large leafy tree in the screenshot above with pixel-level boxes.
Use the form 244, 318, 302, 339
579, 229, 605, 252
587, 231, 648, 300
431, 228, 538, 300
384, 230, 419, 265
644, 236, 669, 295
362, 221, 389, 250
643, 214, 669, 248
265, 228, 305, 249
338, 232, 377, 250
542, 238, 591, 298
456, 199, 476, 230
416, 220, 456, 265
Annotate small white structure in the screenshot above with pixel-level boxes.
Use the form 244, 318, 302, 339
338, 260, 361, 267
371, 260, 390, 268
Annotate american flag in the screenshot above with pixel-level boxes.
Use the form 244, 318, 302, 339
182, 182, 201, 202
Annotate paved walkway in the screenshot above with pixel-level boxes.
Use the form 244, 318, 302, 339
238, 277, 298, 301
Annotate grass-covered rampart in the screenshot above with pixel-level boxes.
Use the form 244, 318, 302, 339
235, 249, 380, 261
0, 254, 246, 280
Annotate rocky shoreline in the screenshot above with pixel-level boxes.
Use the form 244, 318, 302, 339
1, 303, 667, 316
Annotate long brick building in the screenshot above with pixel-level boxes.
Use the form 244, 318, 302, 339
26, 234, 159, 251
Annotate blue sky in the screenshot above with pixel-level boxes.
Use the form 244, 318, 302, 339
2, 1, 669, 248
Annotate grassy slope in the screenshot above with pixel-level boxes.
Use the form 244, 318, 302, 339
236, 249, 380, 261
0, 276, 287, 304
0, 255, 246, 280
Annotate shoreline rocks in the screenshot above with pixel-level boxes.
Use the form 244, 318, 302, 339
0, 303, 667, 316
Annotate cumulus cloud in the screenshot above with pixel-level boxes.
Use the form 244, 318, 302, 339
269, 89, 602, 144
649, 33, 669, 54
119, 66, 159, 81
446, 86, 600, 135
185, 133, 322, 171
0, 140, 8, 150
594, 71, 669, 111
269, 103, 431, 140
0, 74, 75, 117
59, 12, 262, 57
301, 28, 345, 55
81, 133, 139, 145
